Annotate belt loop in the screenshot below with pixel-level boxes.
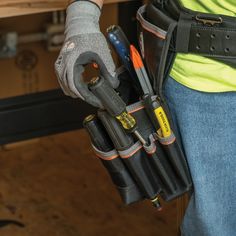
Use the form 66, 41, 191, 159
175, 12, 191, 53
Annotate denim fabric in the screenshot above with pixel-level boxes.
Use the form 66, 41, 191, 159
163, 77, 236, 236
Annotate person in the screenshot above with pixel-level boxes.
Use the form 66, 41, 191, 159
55, 0, 236, 235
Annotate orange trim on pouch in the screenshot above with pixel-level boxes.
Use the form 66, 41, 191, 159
138, 21, 166, 40
147, 145, 157, 155
129, 105, 145, 114
95, 153, 119, 161
120, 145, 143, 159
160, 137, 176, 146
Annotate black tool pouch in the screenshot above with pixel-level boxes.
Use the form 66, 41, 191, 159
84, 68, 144, 205
92, 145, 144, 205
97, 98, 192, 205
128, 101, 192, 201
135, 5, 192, 200
136, 4, 177, 98
154, 131, 192, 199
98, 109, 161, 204
84, 62, 192, 207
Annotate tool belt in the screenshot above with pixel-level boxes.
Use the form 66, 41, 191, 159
84, 69, 192, 207
137, 0, 236, 99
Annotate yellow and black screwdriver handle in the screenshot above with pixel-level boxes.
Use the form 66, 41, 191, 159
142, 94, 171, 138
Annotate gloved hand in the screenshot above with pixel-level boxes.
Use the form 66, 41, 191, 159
55, 1, 119, 108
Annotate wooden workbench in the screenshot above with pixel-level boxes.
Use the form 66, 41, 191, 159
0, 0, 130, 18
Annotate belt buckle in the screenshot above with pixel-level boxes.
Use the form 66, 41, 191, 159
195, 14, 223, 26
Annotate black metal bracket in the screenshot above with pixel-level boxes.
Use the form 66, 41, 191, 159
0, 89, 95, 145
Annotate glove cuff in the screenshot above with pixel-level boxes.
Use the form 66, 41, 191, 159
65, 1, 101, 39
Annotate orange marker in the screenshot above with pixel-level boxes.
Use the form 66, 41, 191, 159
130, 45, 154, 95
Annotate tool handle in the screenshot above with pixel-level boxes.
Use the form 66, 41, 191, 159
107, 25, 130, 58
98, 110, 133, 151
152, 100, 171, 138
143, 94, 160, 130
107, 25, 143, 95
89, 76, 138, 135
83, 114, 114, 152
143, 94, 171, 138
89, 76, 126, 117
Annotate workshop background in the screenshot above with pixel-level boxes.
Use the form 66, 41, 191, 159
0, 1, 188, 235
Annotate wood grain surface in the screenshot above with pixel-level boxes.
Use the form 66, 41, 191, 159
0, 0, 130, 18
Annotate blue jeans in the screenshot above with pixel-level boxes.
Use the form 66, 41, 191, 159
163, 77, 236, 236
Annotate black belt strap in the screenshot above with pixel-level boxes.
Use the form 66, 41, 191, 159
176, 12, 236, 59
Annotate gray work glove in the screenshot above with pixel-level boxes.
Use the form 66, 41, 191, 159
55, 1, 119, 108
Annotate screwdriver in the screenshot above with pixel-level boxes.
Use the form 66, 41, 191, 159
129, 45, 171, 137
83, 114, 114, 152
143, 94, 172, 138
106, 25, 132, 75
89, 76, 147, 146
106, 25, 142, 95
